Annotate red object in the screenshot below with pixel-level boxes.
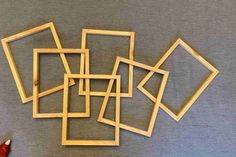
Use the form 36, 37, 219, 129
0, 141, 10, 157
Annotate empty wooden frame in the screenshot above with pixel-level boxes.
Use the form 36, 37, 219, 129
1, 22, 75, 103
78, 29, 135, 97
62, 74, 120, 146
33, 48, 89, 118
137, 38, 219, 122
98, 56, 169, 137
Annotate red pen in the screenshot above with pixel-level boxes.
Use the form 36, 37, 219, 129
0, 140, 11, 157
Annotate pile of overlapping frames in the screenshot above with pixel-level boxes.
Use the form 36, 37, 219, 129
1, 22, 219, 146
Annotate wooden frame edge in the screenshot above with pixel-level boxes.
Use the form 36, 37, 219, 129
1, 22, 75, 103
78, 28, 135, 97
137, 38, 219, 122
62, 74, 120, 146
97, 57, 169, 137
32, 49, 89, 118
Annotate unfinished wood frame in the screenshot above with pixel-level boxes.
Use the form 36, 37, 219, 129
137, 38, 219, 122
33, 48, 89, 118
98, 56, 169, 137
1, 22, 75, 103
78, 28, 135, 97
62, 74, 120, 146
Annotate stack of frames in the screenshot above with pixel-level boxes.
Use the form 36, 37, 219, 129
1, 22, 219, 146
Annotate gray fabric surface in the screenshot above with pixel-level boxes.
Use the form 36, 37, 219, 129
0, 0, 235, 157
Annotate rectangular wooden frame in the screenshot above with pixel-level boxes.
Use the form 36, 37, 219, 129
78, 29, 135, 97
62, 74, 120, 146
33, 48, 89, 118
1, 22, 75, 103
98, 56, 169, 137
137, 38, 219, 122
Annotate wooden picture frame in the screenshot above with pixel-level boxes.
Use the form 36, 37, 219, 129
78, 29, 135, 97
33, 48, 89, 118
97, 56, 169, 137
1, 22, 75, 103
137, 38, 219, 122
62, 74, 120, 146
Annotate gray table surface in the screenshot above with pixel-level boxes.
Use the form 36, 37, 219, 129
0, 0, 235, 157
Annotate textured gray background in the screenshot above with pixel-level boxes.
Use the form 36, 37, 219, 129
0, 0, 235, 157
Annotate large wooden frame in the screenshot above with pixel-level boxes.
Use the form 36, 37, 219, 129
62, 74, 120, 146
98, 56, 169, 137
1, 22, 75, 103
137, 38, 219, 122
78, 29, 135, 97
33, 48, 89, 118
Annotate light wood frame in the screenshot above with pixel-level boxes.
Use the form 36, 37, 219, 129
137, 38, 219, 122
78, 29, 135, 97
33, 48, 89, 118
98, 56, 169, 137
1, 22, 75, 103
62, 74, 120, 146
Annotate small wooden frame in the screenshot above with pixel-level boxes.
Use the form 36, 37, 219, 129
33, 48, 89, 118
62, 74, 120, 146
1, 22, 75, 103
98, 56, 169, 137
78, 29, 135, 97
137, 38, 219, 122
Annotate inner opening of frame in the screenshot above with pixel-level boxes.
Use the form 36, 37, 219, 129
145, 45, 211, 115
104, 66, 160, 131
68, 78, 117, 140
85, 63, 128, 93
9, 29, 57, 96
82, 35, 130, 93
39, 53, 82, 113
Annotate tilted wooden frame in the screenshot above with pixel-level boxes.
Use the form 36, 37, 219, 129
137, 38, 219, 122
98, 56, 169, 137
62, 74, 120, 146
33, 48, 89, 118
78, 29, 135, 97
1, 22, 75, 103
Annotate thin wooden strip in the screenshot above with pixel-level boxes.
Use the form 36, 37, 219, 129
79, 91, 131, 97
62, 74, 69, 144
1, 40, 27, 102
33, 50, 39, 117
63, 140, 117, 146
83, 29, 133, 36
35, 48, 88, 53
67, 74, 118, 79
78, 29, 87, 94
115, 76, 121, 145
85, 51, 90, 116
2, 22, 52, 42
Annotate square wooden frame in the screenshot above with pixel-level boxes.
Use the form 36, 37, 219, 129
33, 48, 89, 118
1, 22, 75, 103
137, 38, 219, 122
62, 74, 120, 146
78, 29, 135, 97
98, 56, 169, 137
